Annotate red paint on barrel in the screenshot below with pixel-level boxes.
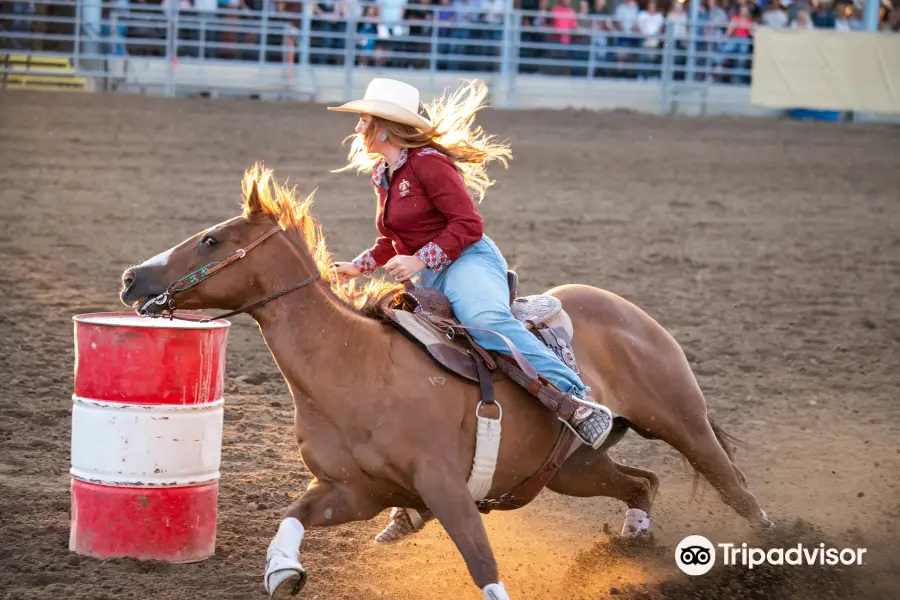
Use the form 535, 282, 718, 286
73, 312, 228, 405
70, 480, 219, 563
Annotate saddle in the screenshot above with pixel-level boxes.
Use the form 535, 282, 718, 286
378, 270, 585, 512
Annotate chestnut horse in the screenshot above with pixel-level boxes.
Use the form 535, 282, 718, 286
119, 165, 772, 599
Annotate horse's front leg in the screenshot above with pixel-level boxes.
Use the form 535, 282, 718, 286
264, 478, 382, 599
415, 465, 511, 600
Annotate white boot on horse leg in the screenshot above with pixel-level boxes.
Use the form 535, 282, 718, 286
758, 509, 776, 532
620, 508, 651, 538
374, 507, 432, 545
483, 582, 511, 600
264, 517, 308, 599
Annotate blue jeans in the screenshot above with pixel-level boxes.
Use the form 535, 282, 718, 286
415, 236, 585, 396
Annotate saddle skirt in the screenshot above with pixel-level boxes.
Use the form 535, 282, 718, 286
381, 270, 580, 385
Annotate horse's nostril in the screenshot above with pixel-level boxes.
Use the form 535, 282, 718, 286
122, 269, 136, 288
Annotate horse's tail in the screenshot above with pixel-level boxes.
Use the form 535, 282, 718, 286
686, 415, 749, 499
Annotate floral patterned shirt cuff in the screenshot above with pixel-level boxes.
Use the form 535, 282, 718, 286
352, 250, 377, 275
415, 242, 452, 273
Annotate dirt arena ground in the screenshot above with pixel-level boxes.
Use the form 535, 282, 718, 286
1, 89, 898, 600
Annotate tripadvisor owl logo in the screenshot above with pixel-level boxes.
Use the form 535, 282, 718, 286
675, 535, 868, 576
675, 535, 716, 576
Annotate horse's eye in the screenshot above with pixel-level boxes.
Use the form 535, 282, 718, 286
201, 235, 218, 247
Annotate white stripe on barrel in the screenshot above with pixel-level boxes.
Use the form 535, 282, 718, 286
70, 396, 224, 487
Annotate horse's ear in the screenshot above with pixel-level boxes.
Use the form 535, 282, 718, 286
246, 179, 262, 215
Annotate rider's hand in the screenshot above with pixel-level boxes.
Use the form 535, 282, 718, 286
332, 262, 362, 282
385, 255, 426, 282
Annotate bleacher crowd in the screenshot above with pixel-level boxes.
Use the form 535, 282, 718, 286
5, 0, 900, 82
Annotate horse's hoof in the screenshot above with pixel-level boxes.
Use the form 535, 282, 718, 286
620, 508, 651, 538
267, 567, 308, 599
756, 510, 777, 532
621, 529, 653, 540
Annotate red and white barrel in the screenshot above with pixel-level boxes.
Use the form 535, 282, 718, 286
69, 312, 230, 563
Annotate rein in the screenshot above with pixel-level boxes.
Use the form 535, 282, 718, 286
143, 224, 322, 323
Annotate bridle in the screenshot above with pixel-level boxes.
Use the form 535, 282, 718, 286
141, 224, 321, 323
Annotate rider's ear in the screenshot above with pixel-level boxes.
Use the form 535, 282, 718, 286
246, 179, 262, 215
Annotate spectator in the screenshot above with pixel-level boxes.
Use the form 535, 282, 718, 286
591, 0, 614, 76
614, 0, 640, 39
845, 3, 864, 29
162, 0, 192, 14
668, 1, 689, 39
886, 4, 900, 32
532, 0, 553, 72
700, 0, 729, 81
100, 0, 130, 56
482, 0, 508, 70
667, 1, 690, 79
403, 0, 432, 69
834, 2, 856, 29
636, 0, 664, 79
469, 0, 497, 72
193, 0, 218, 59
450, 0, 474, 70
356, 3, 380, 66
356, 4, 390, 67
702, 0, 730, 35
613, 0, 640, 74
721, 4, 753, 83
434, 0, 460, 69
214, 0, 242, 60
552, 0, 578, 45
572, 0, 594, 76
761, 1, 790, 27
121, 0, 162, 57
811, 0, 836, 27
791, 8, 815, 27
311, 1, 336, 64
380, 0, 408, 34
519, 0, 540, 73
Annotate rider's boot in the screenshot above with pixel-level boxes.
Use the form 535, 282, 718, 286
567, 391, 615, 450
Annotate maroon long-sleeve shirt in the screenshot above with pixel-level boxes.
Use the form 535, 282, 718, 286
352, 147, 484, 274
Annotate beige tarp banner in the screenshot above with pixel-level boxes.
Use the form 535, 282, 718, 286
751, 29, 900, 114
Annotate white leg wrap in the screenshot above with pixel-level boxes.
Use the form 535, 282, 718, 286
483, 582, 511, 600
621, 508, 651, 537
271, 517, 305, 554
265, 518, 308, 597
467, 403, 503, 501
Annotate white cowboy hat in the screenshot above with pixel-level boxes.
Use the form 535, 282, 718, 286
327, 78, 432, 130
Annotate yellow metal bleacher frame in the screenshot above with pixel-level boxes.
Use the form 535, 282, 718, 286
0, 54, 89, 92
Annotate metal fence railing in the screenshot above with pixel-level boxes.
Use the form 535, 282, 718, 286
0, 0, 782, 108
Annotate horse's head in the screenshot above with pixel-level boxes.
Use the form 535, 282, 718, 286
120, 165, 319, 317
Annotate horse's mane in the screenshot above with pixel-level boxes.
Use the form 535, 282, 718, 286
239, 163, 403, 315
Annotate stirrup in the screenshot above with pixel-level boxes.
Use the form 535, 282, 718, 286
564, 403, 614, 450
374, 507, 430, 545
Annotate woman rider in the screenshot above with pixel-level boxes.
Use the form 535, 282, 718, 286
329, 78, 613, 545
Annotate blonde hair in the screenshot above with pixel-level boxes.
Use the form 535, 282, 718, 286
334, 80, 512, 202
242, 162, 405, 312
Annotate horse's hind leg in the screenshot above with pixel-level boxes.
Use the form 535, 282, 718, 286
264, 479, 382, 599
650, 414, 772, 530
548, 450, 659, 537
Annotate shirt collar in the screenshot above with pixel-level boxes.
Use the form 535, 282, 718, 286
373, 147, 410, 189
